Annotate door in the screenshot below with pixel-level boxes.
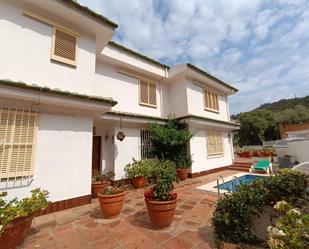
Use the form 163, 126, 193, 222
92, 136, 101, 173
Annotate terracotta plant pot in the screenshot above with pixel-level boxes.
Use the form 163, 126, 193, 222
91, 182, 108, 198
132, 176, 145, 189
145, 197, 177, 228
176, 169, 189, 181
98, 190, 126, 218
0, 214, 34, 249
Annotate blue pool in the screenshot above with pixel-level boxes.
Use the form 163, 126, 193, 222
215, 174, 267, 192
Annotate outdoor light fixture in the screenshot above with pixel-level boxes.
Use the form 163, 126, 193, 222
116, 117, 126, 141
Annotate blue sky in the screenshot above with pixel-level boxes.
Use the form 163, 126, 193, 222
80, 0, 309, 114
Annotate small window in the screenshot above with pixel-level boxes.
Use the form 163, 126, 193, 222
139, 80, 157, 107
140, 130, 153, 159
0, 108, 37, 180
206, 131, 224, 156
51, 27, 78, 66
204, 89, 219, 112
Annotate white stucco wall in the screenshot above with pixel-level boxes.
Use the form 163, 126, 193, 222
113, 127, 140, 180
166, 79, 188, 117
189, 128, 233, 173
0, 1, 98, 95
0, 1, 167, 117
186, 79, 229, 122
287, 140, 309, 163
101, 45, 166, 78
95, 61, 162, 117
3, 113, 93, 202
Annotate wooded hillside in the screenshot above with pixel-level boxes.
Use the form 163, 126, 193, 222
233, 96, 309, 146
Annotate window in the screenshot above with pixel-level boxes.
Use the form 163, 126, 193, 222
204, 89, 219, 112
140, 130, 153, 159
206, 131, 224, 156
0, 108, 37, 179
139, 80, 157, 107
51, 27, 78, 66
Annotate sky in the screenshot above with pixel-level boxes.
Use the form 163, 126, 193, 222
79, 0, 309, 114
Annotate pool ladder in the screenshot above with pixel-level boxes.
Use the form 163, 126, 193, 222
216, 176, 228, 195
231, 176, 241, 191
216, 175, 241, 195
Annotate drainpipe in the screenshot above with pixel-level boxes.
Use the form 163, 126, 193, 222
158, 68, 168, 118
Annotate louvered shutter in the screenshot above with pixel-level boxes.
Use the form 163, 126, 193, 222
149, 83, 156, 106
140, 80, 149, 104
51, 27, 77, 66
0, 108, 37, 178
207, 131, 223, 156
204, 89, 219, 111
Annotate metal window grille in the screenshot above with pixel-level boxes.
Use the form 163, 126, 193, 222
140, 130, 153, 159
0, 107, 38, 189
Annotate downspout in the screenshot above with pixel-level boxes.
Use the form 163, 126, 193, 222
159, 67, 168, 118
226, 90, 235, 162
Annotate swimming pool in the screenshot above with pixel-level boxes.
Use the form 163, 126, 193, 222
215, 174, 267, 192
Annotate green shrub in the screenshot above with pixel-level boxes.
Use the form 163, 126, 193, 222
124, 158, 156, 179
0, 188, 49, 234
213, 179, 268, 243
264, 169, 307, 205
149, 118, 193, 169
212, 169, 307, 244
145, 160, 177, 201
267, 200, 309, 249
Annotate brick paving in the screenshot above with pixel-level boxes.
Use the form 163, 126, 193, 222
21, 170, 239, 249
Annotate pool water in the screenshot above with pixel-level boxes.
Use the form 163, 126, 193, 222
215, 174, 267, 192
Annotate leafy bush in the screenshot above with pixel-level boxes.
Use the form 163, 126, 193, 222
212, 169, 307, 244
213, 180, 268, 243
264, 169, 307, 205
0, 189, 49, 234
267, 200, 309, 249
149, 118, 193, 169
144, 160, 177, 201
100, 186, 124, 195
92, 170, 115, 183
124, 158, 155, 178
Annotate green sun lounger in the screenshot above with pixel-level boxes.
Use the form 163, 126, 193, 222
253, 160, 271, 170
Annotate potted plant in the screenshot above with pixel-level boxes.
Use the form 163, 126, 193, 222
144, 160, 178, 228
175, 154, 192, 181
124, 158, 154, 188
91, 170, 114, 198
0, 188, 49, 249
97, 184, 126, 219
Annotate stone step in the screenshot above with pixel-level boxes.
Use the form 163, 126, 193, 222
233, 162, 252, 166
232, 164, 251, 168
229, 166, 251, 172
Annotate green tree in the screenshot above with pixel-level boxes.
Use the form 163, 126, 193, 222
236, 109, 279, 146
149, 118, 193, 168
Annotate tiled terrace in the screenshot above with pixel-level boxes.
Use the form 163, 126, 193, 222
21, 170, 240, 249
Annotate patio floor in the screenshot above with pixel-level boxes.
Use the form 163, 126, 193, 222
21, 170, 240, 249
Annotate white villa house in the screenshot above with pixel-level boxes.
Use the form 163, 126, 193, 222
0, 0, 239, 210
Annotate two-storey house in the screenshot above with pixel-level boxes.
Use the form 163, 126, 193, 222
0, 0, 239, 211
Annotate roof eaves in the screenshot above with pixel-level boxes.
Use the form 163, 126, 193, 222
178, 115, 240, 128
0, 79, 117, 106
58, 0, 118, 29
186, 63, 238, 92
108, 41, 170, 69
104, 111, 167, 122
